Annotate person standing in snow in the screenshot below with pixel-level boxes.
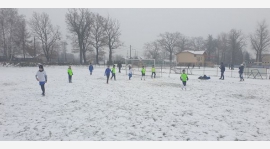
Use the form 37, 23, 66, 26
89, 63, 94, 75
117, 62, 122, 73
151, 65, 156, 78
180, 69, 189, 90
239, 64, 245, 81
128, 65, 133, 80
35, 64, 47, 96
219, 62, 225, 80
141, 65, 146, 80
104, 65, 111, 84
111, 65, 116, 80
68, 65, 73, 83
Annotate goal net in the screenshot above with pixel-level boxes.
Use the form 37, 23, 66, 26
124, 58, 161, 78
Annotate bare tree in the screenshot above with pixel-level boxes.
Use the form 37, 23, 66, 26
0, 8, 23, 61
216, 33, 228, 64
65, 8, 93, 64
189, 37, 205, 51
25, 39, 42, 58
228, 29, 246, 65
29, 12, 61, 62
16, 16, 31, 59
158, 32, 181, 72
177, 35, 190, 52
143, 41, 161, 60
90, 13, 106, 64
103, 16, 123, 65
250, 20, 270, 63
205, 35, 217, 62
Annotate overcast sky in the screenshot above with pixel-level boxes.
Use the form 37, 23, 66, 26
18, 8, 270, 58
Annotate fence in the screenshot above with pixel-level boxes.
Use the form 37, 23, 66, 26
169, 65, 270, 80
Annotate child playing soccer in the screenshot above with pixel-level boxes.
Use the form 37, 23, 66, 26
111, 65, 116, 80
151, 65, 156, 78
128, 65, 132, 80
141, 66, 146, 80
68, 65, 73, 83
35, 64, 47, 96
89, 63, 94, 75
180, 69, 189, 90
105, 66, 111, 84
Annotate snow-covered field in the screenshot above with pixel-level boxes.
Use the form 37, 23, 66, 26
0, 65, 270, 141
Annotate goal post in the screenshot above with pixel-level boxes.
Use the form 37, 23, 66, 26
124, 58, 162, 77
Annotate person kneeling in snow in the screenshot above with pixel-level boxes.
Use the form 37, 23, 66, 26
180, 69, 188, 90
198, 75, 210, 80
35, 64, 47, 96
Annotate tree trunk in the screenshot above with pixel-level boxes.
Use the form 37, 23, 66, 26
1, 26, 7, 58
83, 50, 87, 64
78, 36, 83, 65
169, 51, 172, 74
23, 41, 25, 60
259, 50, 262, 62
109, 47, 112, 65
96, 47, 99, 64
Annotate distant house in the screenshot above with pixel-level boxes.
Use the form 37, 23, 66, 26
175, 50, 207, 66
262, 54, 270, 66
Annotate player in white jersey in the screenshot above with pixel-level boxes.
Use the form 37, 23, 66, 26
35, 64, 47, 96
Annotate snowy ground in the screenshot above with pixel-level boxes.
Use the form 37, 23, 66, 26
0, 65, 270, 141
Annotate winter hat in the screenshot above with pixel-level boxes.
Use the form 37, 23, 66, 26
39, 65, 43, 69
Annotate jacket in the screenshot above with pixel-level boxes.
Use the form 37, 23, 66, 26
89, 65, 94, 71
181, 73, 188, 81
141, 68, 146, 74
219, 64, 225, 72
239, 66, 244, 73
105, 68, 111, 76
68, 68, 73, 76
36, 70, 47, 82
111, 67, 116, 74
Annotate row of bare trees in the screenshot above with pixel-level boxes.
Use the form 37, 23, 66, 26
0, 8, 62, 62
144, 20, 270, 67
0, 8, 123, 65
65, 8, 123, 65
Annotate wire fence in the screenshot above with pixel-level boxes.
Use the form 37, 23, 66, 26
169, 66, 270, 80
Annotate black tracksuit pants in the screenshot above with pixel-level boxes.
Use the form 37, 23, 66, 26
106, 75, 110, 83
220, 71, 224, 79
41, 84, 45, 94
68, 75, 72, 83
111, 73, 116, 80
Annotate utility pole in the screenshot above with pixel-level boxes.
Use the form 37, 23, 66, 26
130, 45, 131, 59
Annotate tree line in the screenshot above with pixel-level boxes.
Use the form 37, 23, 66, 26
0, 8, 123, 65
143, 20, 270, 67
1, 8, 270, 66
